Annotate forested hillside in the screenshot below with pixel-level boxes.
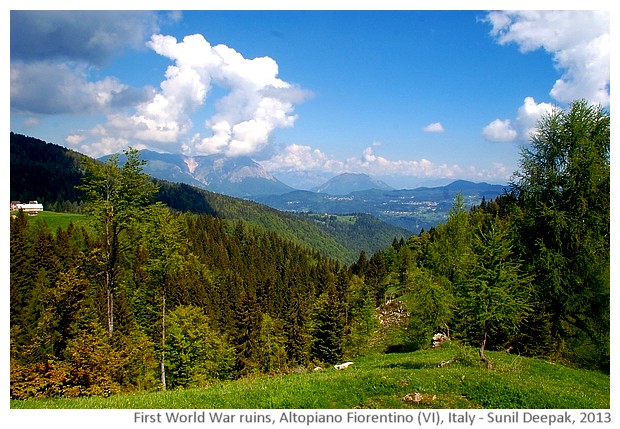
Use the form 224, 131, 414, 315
10, 133, 407, 263
10, 132, 87, 209
10, 100, 609, 402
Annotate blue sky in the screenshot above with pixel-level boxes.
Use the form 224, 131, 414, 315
9, 7, 610, 188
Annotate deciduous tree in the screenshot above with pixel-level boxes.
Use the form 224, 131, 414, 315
77, 148, 157, 337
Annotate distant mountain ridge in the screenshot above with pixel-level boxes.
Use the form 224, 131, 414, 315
12, 132, 507, 241
100, 148, 507, 234
311, 173, 394, 195
100, 150, 294, 198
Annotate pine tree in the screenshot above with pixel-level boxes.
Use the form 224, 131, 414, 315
232, 284, 263, 376
10, 210, 33, 328
284, 290, 311, 366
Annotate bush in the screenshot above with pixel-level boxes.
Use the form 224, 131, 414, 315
10, 320, 123, 399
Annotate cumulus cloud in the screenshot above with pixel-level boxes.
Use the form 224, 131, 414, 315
69, 33, 310, 156
260, 144, 345, 173
259, 144, 510, 182
515, 97, 556, 140
423, 122, 444, 133
485, 10, 609, 107
482, 97, 557, 143
10, 11, 159, 66
264, 144, 511, 183
11, 60, 153, 115
482, 119, 518, 142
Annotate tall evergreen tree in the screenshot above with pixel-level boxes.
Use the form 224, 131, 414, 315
513, 100, 610, 369
10, 210, 33, 328
232, 284, 263, 376
309, 282, 345, 364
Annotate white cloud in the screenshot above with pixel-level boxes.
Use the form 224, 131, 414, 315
515, 97, 556, 140
423, 122, 444, 133
260, 144, 345, 173
482, 97, 557, 144
65, 134, 85, 146
58, 33, 310, 157
485, 10, 609, 107
482, 119, 518, 142
147, 33, 305, 155
74, 33, 309, 156
262, 144, 514, 183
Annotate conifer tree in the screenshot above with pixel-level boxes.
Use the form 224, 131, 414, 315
10, 210, 33, 327
514, 100, 610, 369
309, 282, 345, 364
405, 267, 454, 351
284, 290, 311, 366
459, 221, 533, 369
232, 285, 263, 376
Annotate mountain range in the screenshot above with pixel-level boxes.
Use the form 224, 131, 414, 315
12, 133, 507, 245
311, 172, 394, 195
99, 149, 507, 233
100, 150, 294, 198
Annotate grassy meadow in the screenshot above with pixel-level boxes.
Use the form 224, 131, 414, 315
11, 343, 609, 410
13, 210, 91, 233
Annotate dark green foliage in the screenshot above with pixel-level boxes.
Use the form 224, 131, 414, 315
10, 132, 86, 206
153, 180, 217, 216
513, 100, 610, 370
309, 283, 346, 364
298, 212, 409, 260
231, 286, 264, 376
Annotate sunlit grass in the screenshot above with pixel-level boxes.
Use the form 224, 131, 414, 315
11, 344, 609, 410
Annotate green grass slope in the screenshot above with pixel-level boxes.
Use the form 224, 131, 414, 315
11, 343, 609, 409
14, 211, 90, 233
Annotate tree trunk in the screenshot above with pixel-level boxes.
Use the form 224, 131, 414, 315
161, 290, 167, 391
479, 330, 493, 370
106, 273, 114, 337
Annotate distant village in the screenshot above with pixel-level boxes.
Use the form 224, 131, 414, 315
10, 200, 44, 216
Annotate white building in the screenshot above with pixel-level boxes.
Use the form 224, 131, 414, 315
11, 200, 44, 216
